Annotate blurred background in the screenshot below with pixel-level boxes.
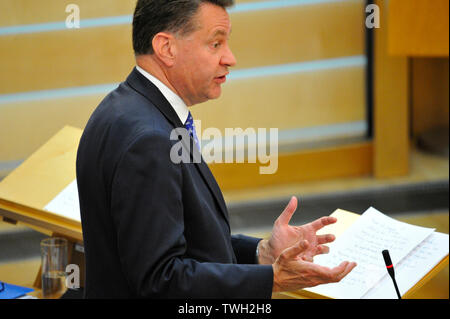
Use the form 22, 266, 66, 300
0, 0, 448, 298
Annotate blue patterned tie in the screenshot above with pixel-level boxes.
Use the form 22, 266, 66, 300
184, 111, 200, 152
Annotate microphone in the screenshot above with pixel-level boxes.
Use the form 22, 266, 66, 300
382, 249, 401, 299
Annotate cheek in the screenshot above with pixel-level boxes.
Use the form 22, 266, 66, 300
192, 65, 214, 89
179, 49, 221, 93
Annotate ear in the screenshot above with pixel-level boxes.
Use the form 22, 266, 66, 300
152, 32, 176, 67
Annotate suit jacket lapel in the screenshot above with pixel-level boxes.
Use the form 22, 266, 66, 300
126, 67, 183, 128
126, 68, 230, 228
193, 148, 230, 229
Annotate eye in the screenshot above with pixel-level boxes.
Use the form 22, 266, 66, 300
212, 42, 221, 49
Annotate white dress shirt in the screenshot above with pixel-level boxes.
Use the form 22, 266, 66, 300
135, 65, 189, 125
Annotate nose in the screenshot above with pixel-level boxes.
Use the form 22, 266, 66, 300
221, 45, 237, 67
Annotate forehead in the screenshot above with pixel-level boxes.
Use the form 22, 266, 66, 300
193, 3, 232, 36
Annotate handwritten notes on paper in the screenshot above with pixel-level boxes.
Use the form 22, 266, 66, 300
363, 231, 449, 299
44, 179, 81, 222
305, 207, 435, 299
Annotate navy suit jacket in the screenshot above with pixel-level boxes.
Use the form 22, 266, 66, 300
76, 68, 274, 298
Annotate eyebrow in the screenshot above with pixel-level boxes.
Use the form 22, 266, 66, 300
211, 28, 232, 38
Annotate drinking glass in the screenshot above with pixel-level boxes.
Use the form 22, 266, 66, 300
40, 237, 68, 298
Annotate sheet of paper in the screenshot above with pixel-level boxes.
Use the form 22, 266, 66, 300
44, 179, 81, 222
363, 231, 449, 299
305, 207, 435, 299
316, 209, 360, 238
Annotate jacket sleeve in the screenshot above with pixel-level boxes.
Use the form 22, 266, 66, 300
231, 234, 262, 265
110, 131, 273, 298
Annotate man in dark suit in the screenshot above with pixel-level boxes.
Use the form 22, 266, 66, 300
76, 0, 356, 298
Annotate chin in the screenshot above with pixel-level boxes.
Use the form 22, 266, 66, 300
208, 88, 222, 100
195, 88, 222, 104
208, 94, 221, 101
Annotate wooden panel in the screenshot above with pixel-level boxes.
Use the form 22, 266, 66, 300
388, 0, 449, 57
0, 127, 83, 237
0, 0, 135, 27
210, 142, 372, 190
194, 66, 366, 132
373, 0, 409, 178
0, 25, 135, 94
0, 202, 82, 241
0, 0, 370, 188
229, 1, 365, 69
0, 127, 83, 240
0, 2, 364, 94
411, 58, 449, 137
0, 258, 40, 288
0, 66, 365, 161
0, 126, 81, 209
0, 95, 102, 161
0, 0, 350, 26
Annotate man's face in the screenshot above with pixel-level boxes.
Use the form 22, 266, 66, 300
170, 3, 236, 106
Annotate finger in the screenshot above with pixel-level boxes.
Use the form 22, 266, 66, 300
336, 262, 357, 281
282, 239, 308, 259
315, 245, 330, 255
309, 216, 337, 232
276, 196, 298, 226
316, 234, 336, 245
303, 261, 356, 285
300, 255, 314, 262
330, 261, 357, 282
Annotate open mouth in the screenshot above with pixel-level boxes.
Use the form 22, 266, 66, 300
214, 74, 227, 83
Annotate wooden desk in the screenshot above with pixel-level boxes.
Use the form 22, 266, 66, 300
0, 126, 85, 290
276, 210, 449, 299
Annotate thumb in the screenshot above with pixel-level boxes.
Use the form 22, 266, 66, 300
277, 196, 298, 226
283, 240, 309, 260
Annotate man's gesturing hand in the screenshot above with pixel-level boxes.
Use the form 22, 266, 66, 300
258, 196, 339, 264
272, 240, 357, 292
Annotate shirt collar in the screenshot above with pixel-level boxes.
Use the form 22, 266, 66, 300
135, 65, 189, 125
